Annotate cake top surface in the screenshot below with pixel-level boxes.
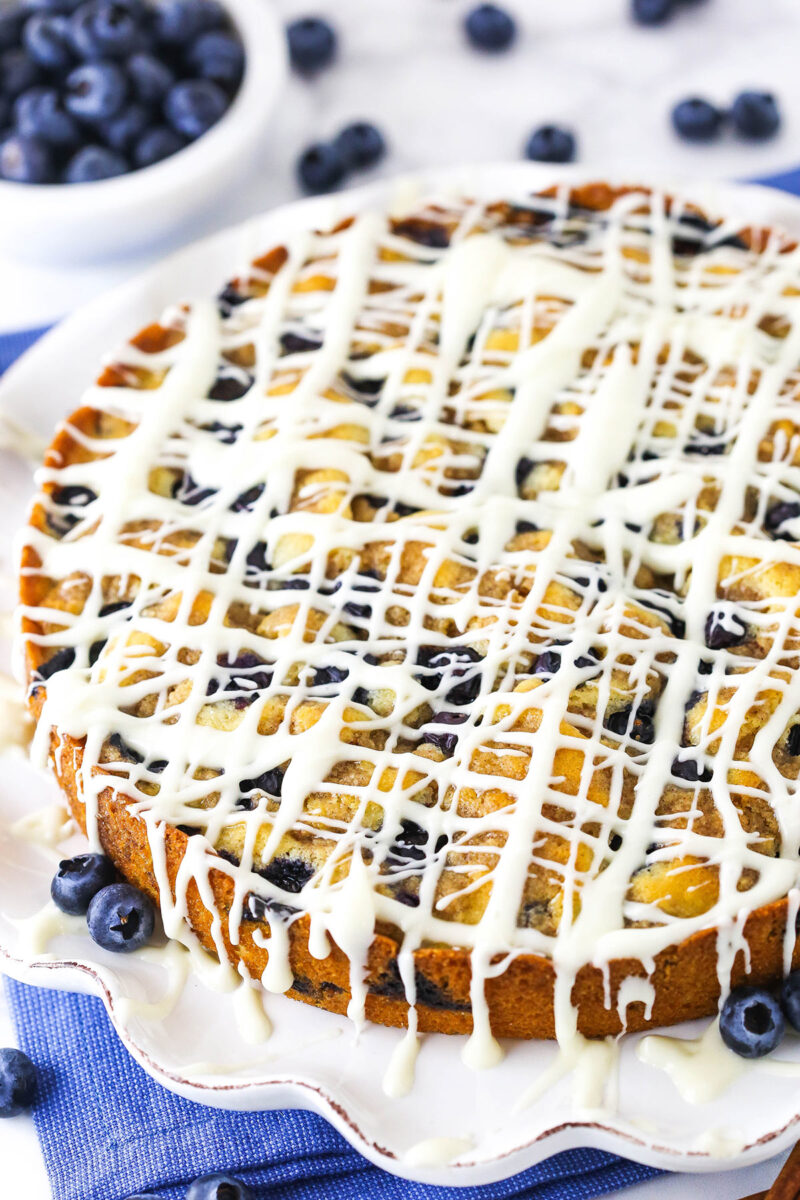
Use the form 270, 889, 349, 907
20, 180, 800, 1043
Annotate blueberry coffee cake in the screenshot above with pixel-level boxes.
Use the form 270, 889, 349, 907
19, 180, 800, 1048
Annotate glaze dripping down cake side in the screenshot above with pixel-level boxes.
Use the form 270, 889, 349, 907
18, 180, 800, 1046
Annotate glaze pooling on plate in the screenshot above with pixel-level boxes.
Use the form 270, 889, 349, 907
17, 181, 800, 1055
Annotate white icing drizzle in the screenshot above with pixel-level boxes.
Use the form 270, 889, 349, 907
403, 1135, 475, 1167
17, 183, 800, 1065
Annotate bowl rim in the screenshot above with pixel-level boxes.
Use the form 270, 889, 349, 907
0, 0, 286, 213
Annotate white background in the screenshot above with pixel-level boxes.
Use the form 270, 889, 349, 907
2, 0, 800, 1193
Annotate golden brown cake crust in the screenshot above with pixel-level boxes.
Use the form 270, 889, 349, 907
20, 180, 800, 1039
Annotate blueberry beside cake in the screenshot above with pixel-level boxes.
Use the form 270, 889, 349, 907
19, 180, 800, 1048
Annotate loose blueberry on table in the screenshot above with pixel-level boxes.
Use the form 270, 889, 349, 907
730, 90, 781, 140
671, 96, 724, 142
51, 851, 117, 914
286, 15, 335, 74
464, 4, 516, 52
296, 119, 387, 195
86, 880, 156, 952
0, 1047, 37, 1118
524, 124, 576, 164
719, 985, 785, 1058
185, 1174, 253, 1200
0, 0, 244, 184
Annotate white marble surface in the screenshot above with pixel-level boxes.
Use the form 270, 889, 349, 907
2, 0, 800, 1194
5, 0, 800, 329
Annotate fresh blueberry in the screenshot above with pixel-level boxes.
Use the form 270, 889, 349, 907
126, 51, 174, 104
164, 78, 226, 138
87, 1, 143, 57
333, 120, 385, 170
781, 970, 800, 1031
0, 49, 41, 98
0, 133, 52, 181
0, 9, 25, 52
631, 0, 674, 23
23, 0, 85, 10
133, 124, 184, 167
65, 60, 127, 120
296, 140, 345, 193
286, 16, 336, 73
671, 96, 723, 142
524, 124, 576, 163
464, 4, 516, 51
731, 90, 780, 140
14, 87, 79, 146
720, 985, 784, 1058
51, 852, 116, 914
152, 0, 222, 44
0, 1048, 37, 1118
64, 143, 127, 181
22, 14, 74, 69
69, 1, 106, 56
187, 30, 244, 89
86, 881, 155, 952
186, 1175, 253, 1200
100, 101, 148, 151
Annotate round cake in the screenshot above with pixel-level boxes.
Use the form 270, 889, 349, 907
19, 179, 800, 1054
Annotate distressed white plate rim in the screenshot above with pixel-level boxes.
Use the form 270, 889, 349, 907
3, 165, 800, 1186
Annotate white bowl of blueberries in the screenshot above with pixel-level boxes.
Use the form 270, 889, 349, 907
0, 0, 286, 262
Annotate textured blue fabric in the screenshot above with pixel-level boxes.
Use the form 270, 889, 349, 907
4, 979, 662, 1200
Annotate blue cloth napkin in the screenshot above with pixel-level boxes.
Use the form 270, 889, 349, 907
21, 149, 796, 1195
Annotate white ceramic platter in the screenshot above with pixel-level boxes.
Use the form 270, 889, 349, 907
4, 165, 800, 1187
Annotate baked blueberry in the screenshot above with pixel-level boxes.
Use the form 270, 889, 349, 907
296, 141, 345, 194
631, 0, 674, 24
605, 704, 655, 744
258, 855, 314, 894
14, 87, 79, 147
186, 1175, 253, 1200
671, 754, 712, 783
100, 101, 149, 151
671, 96, 723, 142
780, 970, 800, 1031
126, 51, 174, 104
187, 30, 244, 89
333, 120, 385, 170
65, 143, 127, 181
765, 500, 800, 540
0, 1048, 37, 1118
719, 985, 784, 1058
785, 724, 800, 757
65, 61, 127, 120
164, 78, 227, 139
731, 90, 780, 140
286, 16, 336, 73
240, 766, 284, 797
22, 13, 74, 69
87, 881, 155, 952
524, 124, 576, 163
704, 607, 747, 650
464, 4, 516, 51
133, 125, 184, 167
0, 133, 55, 186
51, 852, 116, 914
0, 49, 41, 98
207, 366, 253, 399
33, 646, 75, 679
